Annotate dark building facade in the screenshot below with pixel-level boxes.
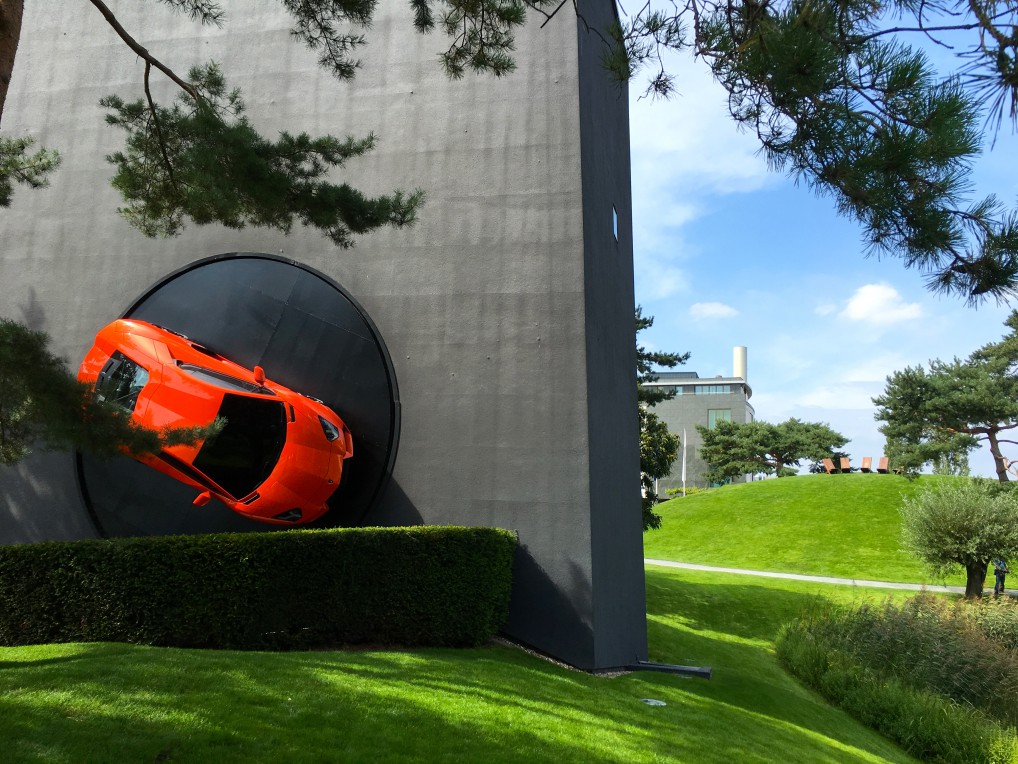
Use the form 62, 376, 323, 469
0, 0, 646, 669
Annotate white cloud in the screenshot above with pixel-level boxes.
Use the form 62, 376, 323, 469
796, 383, 882, 411
635, 260, 689, 300
629, 52, 772, 197
629, 52, 778, 310
690, 302, 739, 320
814, 303, 837, 316
840, 283, 922, 323
842, 353, 909, 384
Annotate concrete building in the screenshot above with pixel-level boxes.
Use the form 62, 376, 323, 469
642, 347, 755, 493
0, 0, 645, 669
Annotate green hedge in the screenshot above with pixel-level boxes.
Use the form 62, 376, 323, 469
0, 526, 517, 650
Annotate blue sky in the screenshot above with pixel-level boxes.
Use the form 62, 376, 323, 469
628, 51, 1018, 478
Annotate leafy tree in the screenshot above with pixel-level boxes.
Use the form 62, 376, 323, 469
100, 63, 421, 247
639, 407, 678, 530
0, 1, 422, 238
0, 1, 422, 462
697, 418, 848, 482
901, 479, 1018, 597
410, 0, 1018, 302
874, 311, 1018, 482
6, 1, 1018, 299
636, 307, 689, 530
932, 451, 972, 477
0, 320, 218, 465
7, 0, 1018, 464
636, 307, 689, 406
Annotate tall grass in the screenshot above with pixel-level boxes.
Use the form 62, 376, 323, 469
778, 594, 1018, 763
968, 596, 1018, 651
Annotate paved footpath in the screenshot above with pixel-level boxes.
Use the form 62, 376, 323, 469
644, 559, 1009, 596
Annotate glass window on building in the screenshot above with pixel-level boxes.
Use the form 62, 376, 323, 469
708, 409, 732, 429
694, 384, 731, 395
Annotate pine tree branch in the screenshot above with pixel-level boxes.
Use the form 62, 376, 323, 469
844, 22, 983, 46
88, 0, 201, 102
534, 0, 572, 29
143, 61, 177, 190
966, 0, 1013, 50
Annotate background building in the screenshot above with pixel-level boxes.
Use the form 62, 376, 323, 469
643, 347, 755, 492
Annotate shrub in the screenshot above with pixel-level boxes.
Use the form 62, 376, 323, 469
0, 526, 517, 650
778, 619, 1018, 764
794, 596, 1018, 725
900, 479, 1018, 598
665, 486, 710, 497
968, 596, 1018, 651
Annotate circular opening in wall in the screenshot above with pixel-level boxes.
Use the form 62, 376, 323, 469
76, 252, 400, 538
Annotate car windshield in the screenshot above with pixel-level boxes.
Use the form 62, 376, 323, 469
193, 394, 286, 499
94, 351, 149, 412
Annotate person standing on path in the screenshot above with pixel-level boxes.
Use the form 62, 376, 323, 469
994, 558, 1010, 597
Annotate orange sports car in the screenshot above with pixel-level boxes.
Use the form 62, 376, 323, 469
78, 319, 353, 525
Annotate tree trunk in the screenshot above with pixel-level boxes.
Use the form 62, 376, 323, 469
986, 430, 1010, 483
965, 561, 988, 599
0, 0, 23, 125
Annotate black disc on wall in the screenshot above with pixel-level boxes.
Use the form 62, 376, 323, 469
76, 253, 400, 537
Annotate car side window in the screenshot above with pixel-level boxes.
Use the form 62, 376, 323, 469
95, 351, 149, 412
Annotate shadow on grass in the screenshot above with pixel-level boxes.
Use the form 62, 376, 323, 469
646, 569, 835, 642
0, 574, 912, 763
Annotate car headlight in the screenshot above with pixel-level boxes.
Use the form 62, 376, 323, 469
318, 416, 341, 442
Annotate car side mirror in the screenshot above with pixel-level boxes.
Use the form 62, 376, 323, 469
253, 365, 266, 385
193, 490, 212, 507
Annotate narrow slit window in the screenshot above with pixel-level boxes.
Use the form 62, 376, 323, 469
612, 205, 619, 241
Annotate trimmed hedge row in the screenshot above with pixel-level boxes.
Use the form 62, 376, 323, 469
0, 526, 517, 650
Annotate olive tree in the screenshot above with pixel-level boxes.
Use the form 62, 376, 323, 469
901, 480, 1018, 598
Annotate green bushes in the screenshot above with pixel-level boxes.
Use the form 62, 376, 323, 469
664, 486, 710, 498
970, 596, 1018, 651
777, 595, 1018, 763
900, 479, 1018, 597
0, 526, 517, 650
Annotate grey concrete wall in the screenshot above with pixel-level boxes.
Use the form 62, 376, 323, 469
0, 0, 644, 668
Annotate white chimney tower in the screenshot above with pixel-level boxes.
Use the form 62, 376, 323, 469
733, 346, 747, 381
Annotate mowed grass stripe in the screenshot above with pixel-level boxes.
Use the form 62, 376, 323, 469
0, 567, 916, 763
644, 473, 965, 586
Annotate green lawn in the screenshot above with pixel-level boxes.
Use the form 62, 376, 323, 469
645, 473, 964, 585
0, 567, 916, 763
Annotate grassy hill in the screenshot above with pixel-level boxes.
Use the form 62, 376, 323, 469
0, 473, 962, 761
644, 473, 963, 585
0, 568, 914, 763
